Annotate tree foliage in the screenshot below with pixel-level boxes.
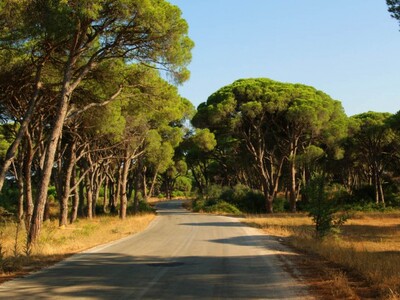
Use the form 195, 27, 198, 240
0, 0, 194, 249
387, 0, 400, 28
193, 78, 347, 212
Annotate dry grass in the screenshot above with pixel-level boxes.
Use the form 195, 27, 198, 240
0, 213, 155, 281
328, 269, 358, 299
244, 211, 400, 299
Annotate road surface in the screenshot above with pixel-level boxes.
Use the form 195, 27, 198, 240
0, 200, 313, 299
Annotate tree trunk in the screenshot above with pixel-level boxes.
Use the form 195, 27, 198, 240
190, 166, 203, 196
103, 177, 109, 213
262, 181, 274, 214
133, 164, 142, 214
23, 132, 35, 231
109, 179, 117, 214
92, 172, 105, 217
113, 170, 121, 214
378, 179, 385, 205
70, 166, 79, 224
43, 199, 51, 222
16, 163, 24, 222
288, 138, 299, 213
27, 91, 69, 249
119, 155, 131, 219
289, 160, 297, 213
59, 141, 76, 227
26, 20, 97, 248
78, 179, 85, 217
142, 167, 147, 201
86, 173, 93, 219
147, 166, 159, 199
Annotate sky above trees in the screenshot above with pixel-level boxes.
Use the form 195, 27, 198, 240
169, 0, 400, 116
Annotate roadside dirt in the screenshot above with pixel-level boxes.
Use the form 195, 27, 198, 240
274, 236, 382, 300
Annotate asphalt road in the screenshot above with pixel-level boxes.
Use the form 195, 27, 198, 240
0, 200, 313, 299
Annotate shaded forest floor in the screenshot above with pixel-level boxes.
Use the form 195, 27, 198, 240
244, 211, 400, 300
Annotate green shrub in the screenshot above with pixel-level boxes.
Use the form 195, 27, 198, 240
47, 185, 57, 199
204, 184, 226, 200
305, 175, 349, 239
385, 193, 400, 208
174, 176, 192, 196
137, 200, 155, 213
203, 200, 241, 215
192, 199, 206, 212
191, 198, 241, 215
171, 190, 185, 198
273, 197, 287, 213
220, 184, 265, 213
0, 183, 18, 213
349, 185, 375, 204
341, 202, 388, 212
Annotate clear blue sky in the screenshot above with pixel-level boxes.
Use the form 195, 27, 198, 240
168, 0, 400, 116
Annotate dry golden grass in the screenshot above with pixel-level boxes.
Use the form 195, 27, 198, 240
244, 211, 400, 299
328, 269, 358, 299
0, 213, 155, 280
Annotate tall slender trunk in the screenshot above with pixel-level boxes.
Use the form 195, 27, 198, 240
78, 179, 85, 217
59, 141, 76, 227
109, 179, 116, 214
113, 169, 122, 214
289, 159, 297, 213
142, 167, 147, 201
26, 86, 71, 249
86, 173, 93, 219
372, 163, 380, 204
378, 179, 385, 205
288, 138, 299, 213
147, 166, 159, 199
23, 132, 34, 230
190, 166, 203, 196
375, 164, 385, 205
119, 154, 132, 219
16, 162, 24, 222
103, 177, 109, 213
92, 171, 104, 217
26, 20, 97, 248
133, 162, 143, 214
70, 166, 79, 224
289, 162, 297, 213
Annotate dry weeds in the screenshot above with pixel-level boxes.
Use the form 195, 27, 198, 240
244, 211, 400, 299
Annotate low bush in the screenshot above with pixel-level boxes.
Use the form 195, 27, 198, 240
203, 201, 241, 215
191, 198, 241, 215
137, 200, 156, 213
273, 197, 287, 213
220, 184, 266, 213
0, 183, 18, 213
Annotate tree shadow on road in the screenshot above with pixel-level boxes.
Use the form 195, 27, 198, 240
0, 251, 309, 299
179, 222, 247, 228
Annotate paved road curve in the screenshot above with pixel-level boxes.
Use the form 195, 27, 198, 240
0, 200, 313, 299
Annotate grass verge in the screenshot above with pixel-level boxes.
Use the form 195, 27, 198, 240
244, 211, 400, 299
0, 213, 156, 283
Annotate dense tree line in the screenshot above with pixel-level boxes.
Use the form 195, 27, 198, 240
191, 78, 400, 213
0, 0, 193, 250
